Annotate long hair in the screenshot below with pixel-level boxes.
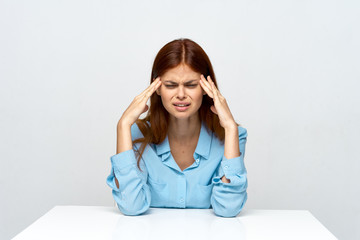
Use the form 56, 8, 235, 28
133, 38, 225, 171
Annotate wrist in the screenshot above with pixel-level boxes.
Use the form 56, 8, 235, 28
224, 121, 238, 132
117, 118, 132, 131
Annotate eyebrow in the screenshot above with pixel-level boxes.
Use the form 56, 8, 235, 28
163, 80, 199, 84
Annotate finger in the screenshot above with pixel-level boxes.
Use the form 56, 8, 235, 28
199, 81, 212, 97
144, 79, 162, 99
200, 74, 214, 98
207, 76, 222, 101
140, 77, 161, 96
210, 105, 218, 115
207, 76, 218, 91
207, 76, 219, 102
136, 78, 161, 104
212, 83, 225, 102
147, 77, 161, 93
199, 76, 213, 98
141, 104, 149, 113
200, 74, 213, 92
205, 75, 219, 99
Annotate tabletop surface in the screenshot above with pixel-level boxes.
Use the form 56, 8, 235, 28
13, 206, 337, 240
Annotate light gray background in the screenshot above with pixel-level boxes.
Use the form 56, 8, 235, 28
1, 0, 359, 239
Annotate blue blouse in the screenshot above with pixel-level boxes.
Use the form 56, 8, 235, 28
106, 122, 248, 217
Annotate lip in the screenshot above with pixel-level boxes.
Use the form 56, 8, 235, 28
173, 102, 191, 112
173, 102, 191, 106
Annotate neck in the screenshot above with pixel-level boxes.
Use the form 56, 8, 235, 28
168, 114, 201, 143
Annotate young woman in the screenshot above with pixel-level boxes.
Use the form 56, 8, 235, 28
106, 38, 248, 217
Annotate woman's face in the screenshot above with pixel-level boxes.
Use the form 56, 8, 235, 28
157, 64, 205, 120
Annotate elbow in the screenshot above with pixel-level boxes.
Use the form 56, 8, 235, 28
117, 203, 150, 216
113, 190, 151, 216
213, 206, 244, 218
212, 192, 248, 218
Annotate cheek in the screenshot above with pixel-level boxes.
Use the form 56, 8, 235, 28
159, 89, 173, 103
191, 89, 204, 101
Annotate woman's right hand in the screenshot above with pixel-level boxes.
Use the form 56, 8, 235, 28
118, 77, 162, 128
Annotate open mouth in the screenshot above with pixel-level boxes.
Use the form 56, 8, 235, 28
173, 102, 191, 112
173, 103, 191, 107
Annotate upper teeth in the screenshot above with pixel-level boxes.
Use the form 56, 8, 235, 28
176, 104, 187, 106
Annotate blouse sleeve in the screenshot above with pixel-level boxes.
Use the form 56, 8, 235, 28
106, 124, 151, 216
210, 126, 248, 217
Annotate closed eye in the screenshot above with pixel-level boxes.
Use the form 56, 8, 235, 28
164, 84, 198, 88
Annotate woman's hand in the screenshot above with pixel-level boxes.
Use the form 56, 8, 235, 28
118, 77, 162, 128
199, 75, 237, 130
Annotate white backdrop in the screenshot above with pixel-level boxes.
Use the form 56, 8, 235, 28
1, 0, 359, 239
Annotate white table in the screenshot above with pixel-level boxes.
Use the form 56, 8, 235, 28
13, 206, 337, 240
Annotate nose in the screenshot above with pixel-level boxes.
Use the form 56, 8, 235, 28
176, 85, 186, 100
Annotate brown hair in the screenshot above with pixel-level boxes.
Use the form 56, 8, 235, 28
134, 38, 225, 171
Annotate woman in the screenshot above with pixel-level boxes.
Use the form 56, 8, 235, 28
106, 38, 248, 217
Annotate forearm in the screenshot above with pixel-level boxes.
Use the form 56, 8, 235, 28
221, 123, 240, 183
224, 124, 240, 159
114, 122, 134, 188
116, 121, 133, 154
211, 184, 248, 217
106, 150, 151, 216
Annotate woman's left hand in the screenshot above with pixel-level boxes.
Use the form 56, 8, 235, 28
199, 74, 237, 130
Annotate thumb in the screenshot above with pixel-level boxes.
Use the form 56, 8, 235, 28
210, 105, 217, 115
142, 105, 149, 113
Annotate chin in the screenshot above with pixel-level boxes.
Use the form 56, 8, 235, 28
169, 110, 199, 120
172, 114, 192, 120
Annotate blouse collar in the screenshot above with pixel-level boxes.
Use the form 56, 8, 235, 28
155, 122, 213, 161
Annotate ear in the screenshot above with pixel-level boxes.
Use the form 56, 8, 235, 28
156, 88, 161, 96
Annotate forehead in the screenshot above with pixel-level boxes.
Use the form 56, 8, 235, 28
162, 64, 200, 82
